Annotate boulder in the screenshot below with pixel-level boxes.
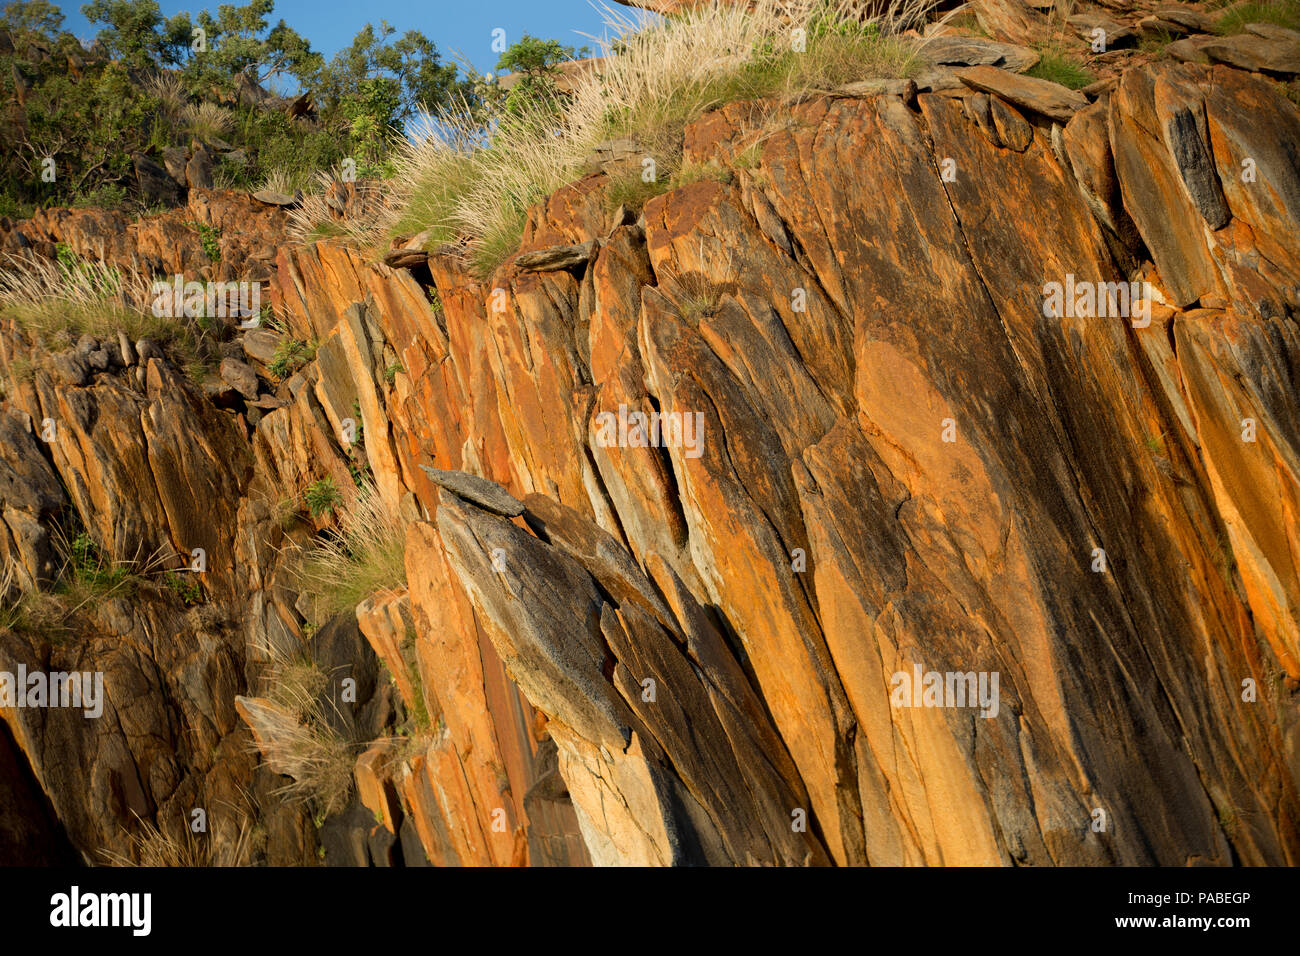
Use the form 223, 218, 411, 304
186, 147, 215, 190
132, 153, 182, 207
219, 356, 260, 399
956, 64, 1090, 121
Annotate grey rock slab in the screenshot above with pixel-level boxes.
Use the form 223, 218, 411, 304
418, 466, 525, 517
956, 64, 1089, 122
922, 35, 1041, 72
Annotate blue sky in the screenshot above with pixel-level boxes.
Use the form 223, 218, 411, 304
54, 0, 619, 75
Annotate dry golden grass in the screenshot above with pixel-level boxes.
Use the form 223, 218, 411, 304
184, 101, 236, 142
253, 658, 357, 817
386, 0, 935, 278
291, 477, 407, 621
0, 253, 168, 343
286, 169, 390, 249
145, 70, 188, 120
103, 812, 255, 867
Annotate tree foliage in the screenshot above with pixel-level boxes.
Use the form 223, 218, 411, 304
0, 0, 469, 214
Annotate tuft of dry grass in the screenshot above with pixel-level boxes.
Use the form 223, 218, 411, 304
291, 477, 407, 621
287, 169, 389, 248
1, 522, 201, 638
253, 657, 357, 817
145, 70, 188, 119
185, 101, 236, 142
267, 657, 329, 722
386, 0, 934, 278
0, 251, 222, 374
258, 166, 309, 198
0, 252, 169, 343
103, 812, 254, 867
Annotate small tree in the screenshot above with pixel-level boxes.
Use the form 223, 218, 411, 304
308, 21, 462, 175
80, 0, 193, 68
494, 33, 588, 116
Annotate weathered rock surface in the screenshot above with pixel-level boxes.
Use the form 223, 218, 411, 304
957, 64, 1091, 121
4, 5, 1300, 868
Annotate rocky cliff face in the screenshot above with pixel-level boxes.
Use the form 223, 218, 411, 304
2, 1, 1300, 866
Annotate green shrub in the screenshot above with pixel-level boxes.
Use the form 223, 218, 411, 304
268, 338, 313, 378
162, 570, 204, 606
187, 221, 222, 262
304, 476, 341, 517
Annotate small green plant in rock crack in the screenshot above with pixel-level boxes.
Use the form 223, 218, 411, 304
384, 362, 403, 385
162, 570, 204, 606
349, 399, 367, 448
269, 338, 315, 379
343, 401, 372, 486
69, 532, 130, 592
1025, 46, 1094, 91
186, 221, 223, 262
304, 477, 342, 517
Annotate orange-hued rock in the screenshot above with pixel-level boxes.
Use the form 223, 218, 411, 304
4, 32, 1300, 868
1, 189, 292, 285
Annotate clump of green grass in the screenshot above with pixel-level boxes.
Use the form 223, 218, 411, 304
674, 160, 735, 188
269, 338, 314, 379
386, 0, 932, 279
0, 251, 177, 345
1216, 801, 1241, 839
733, 142, 764, 170
67, 531, 131, 595
294, 479, 406, 620
1139, 28, 1179, 58
397, 623, 432, 734
1026, 47, 1095, 90
0, 525, 171, 636
0, 247, 224, 378
603, 158, 735, 216
1213, 0, 1300, 35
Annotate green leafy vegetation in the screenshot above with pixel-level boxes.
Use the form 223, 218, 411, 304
304, 476, 341, 517
398, 624, 431, 733
162, 569, 204, 606
268, 337, 313, 378
187, 220, 222, 261
0, 0, 469, 214
1, 524, 145, 636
